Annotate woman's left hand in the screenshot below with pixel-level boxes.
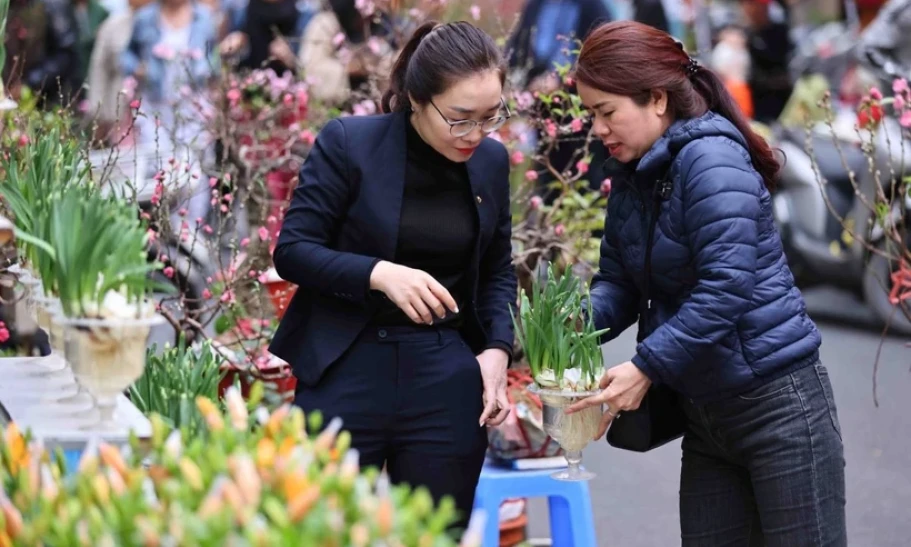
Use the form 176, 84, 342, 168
477, 349, 511, 427
566, 361, 652, 440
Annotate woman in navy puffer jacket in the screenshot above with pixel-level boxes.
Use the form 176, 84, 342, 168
566, 22, 846, 546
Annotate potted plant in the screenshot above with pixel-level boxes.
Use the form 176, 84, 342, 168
512, 264, 608, 481
0, 390, 485, 545
130, 337, 228, 437
0, 130, 87, 376
31, 185, 165, 430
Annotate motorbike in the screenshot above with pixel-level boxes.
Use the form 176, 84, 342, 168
768, 24, 911, 334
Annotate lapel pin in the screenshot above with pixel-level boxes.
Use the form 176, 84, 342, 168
476, 195, 482, 204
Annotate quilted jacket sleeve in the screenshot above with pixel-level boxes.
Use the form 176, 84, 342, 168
588, 209, 641, 343
631, 141, 761, 385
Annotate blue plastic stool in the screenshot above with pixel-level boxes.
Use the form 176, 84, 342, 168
61, 449, 82, 474
473, 463, 597, 547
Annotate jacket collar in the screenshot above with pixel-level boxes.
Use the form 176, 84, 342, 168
603, 111, 750, 188
371, 111, 492, 261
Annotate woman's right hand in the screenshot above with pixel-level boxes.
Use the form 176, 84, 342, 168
369, 261, 459, 324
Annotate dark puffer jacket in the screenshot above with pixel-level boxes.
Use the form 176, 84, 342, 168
590, 111, 821, 403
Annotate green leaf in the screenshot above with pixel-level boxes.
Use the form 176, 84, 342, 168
215, 315, 233, 336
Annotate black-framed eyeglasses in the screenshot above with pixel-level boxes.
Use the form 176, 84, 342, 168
428, 98, 512, 138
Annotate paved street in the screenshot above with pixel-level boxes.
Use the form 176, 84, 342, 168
526, 287, 911, 546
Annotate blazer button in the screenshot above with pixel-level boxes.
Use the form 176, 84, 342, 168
476, 195, 482, 204
378, 329, 388, 339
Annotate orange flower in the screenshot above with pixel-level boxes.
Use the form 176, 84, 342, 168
99, 443, 128, 479
196, 397, 224, 432
314, 417, 343, 454
255, 438, 276, 470
376, 497, 394, 537
277, 437, 296, 459
179, 457, 204, 491
288, 484, 321, 522
281, 471, 309, 501
350, 523, 369, 547
229, 455, 261, 506
266, 405, 290, 438
0, 499, 22, 539
3, 424, 28, 475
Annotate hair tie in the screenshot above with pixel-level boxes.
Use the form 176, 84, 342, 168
685, 57, 700, 77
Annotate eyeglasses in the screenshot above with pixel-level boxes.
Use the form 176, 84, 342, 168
428, 98, 512, 138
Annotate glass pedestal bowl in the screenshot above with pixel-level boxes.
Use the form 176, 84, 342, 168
527, 384, 602, 481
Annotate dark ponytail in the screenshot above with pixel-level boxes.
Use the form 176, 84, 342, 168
381, 21, 505, 114
575, 21, 780, 191
689, 68, 780, 192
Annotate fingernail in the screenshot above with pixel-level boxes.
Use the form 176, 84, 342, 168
455, 306, 460, 313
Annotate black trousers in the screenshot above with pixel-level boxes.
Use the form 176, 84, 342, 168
293, 325, 488, 529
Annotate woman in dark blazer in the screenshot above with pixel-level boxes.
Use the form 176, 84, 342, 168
269, 21, 516, 528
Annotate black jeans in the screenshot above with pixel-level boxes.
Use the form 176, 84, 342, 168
293, 325, 487, 530
679, 363, 847, 546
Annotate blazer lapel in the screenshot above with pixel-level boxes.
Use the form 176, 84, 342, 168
365, 112, 408, 261
465, 150, 493, 277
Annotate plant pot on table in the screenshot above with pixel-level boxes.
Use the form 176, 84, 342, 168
58, 313, 164, 430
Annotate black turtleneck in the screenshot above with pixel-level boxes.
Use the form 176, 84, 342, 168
369, 118, 478, 326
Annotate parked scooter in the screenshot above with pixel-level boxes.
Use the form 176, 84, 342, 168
769, 31, 911, 333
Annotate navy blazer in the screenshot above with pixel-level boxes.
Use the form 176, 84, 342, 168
269, 111, 517, 386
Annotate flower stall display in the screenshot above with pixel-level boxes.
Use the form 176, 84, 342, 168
512, 264, 608, 481
24, 184, 165, 431
0, 133, 86, 388
0, 389, 484, 546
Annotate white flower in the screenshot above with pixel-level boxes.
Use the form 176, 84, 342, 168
562, 367, 582, 390
535, 369, 558, 387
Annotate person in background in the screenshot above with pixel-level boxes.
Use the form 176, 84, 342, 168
711, 26, 754, 119
85, 0, 153, 143
120, 0, 219, 231
739, 0, 793, 123
507, 0, 611, 93
507, 0, 612, 200
6, 0, 80, 105
632, 0, 670, 33
219, 0, 315, 74
271, 20, 515, 533
73, 0, 109, 98
297, 0, 395, 106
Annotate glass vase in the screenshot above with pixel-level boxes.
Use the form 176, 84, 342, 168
527, 384, 602, 481
58, 314, 163, 430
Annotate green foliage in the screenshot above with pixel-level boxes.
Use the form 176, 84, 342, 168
511, 263, 607, 390
130, 337, 228, 438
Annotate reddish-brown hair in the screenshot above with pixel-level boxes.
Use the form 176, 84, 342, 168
574, 21, 779, 191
